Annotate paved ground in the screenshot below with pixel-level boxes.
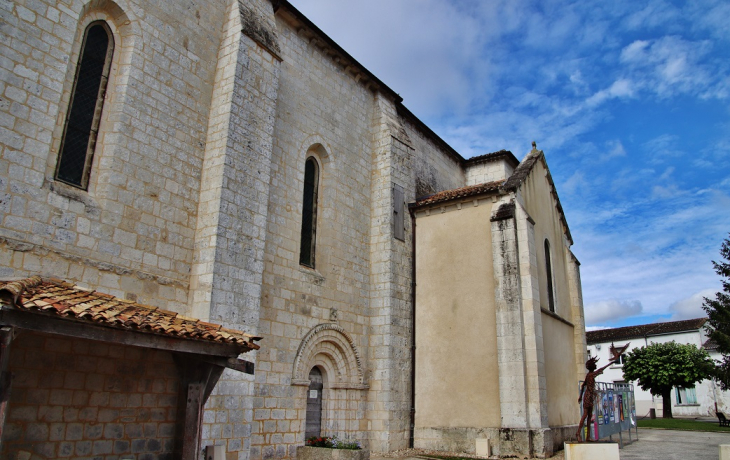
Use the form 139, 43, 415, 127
374, 428, 730, 460
619, 428, 730, 460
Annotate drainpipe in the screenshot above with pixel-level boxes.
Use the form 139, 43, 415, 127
408, 208, 417, 448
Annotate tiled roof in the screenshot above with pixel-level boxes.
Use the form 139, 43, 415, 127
586, 318, 708, 344
0, 276, 260, 352
413, 181, 503, 208
703, 337, 719, 351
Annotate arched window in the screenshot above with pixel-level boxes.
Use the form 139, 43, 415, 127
544, 239, 555, 312
56, 21, 114, 189
299, 157, 319, 268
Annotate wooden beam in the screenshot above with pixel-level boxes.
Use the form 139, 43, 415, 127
0, 309, 248, 358
196, 356, 255, 375
227, 358, 255, 375
202, 365, 225, 405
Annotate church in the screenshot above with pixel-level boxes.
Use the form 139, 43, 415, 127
0, 0, 587, 458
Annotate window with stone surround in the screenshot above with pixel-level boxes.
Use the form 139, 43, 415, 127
55, 21, 114, 190
544, 238, 555, 312
299, 157, 319, 268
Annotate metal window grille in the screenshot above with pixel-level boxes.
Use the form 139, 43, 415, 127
299, 158, 319, 268
56, 21, 114, 189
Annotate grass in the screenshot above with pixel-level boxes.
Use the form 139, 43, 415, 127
638, 417, 730, 432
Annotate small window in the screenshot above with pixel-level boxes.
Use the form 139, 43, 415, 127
56, 21, 114, 189
544, 239, 555, 312
676, 386, 697, 405
299, 157, 319, 268
613, 354, 627, 365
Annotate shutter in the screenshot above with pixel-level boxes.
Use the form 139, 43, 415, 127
393, 184, 404, 241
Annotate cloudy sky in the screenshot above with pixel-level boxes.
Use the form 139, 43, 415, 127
290, 0, 730, 329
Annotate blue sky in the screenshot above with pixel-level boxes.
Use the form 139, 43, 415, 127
290, 0, 730, 329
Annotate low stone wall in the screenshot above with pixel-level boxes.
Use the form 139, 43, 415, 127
414, 426, 567, 458
296, 446, 369, 460
550, 425, 579, 453
2, 332, 180, 458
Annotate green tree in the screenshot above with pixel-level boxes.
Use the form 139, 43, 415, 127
622, 341, 714, 418
703, 234, 730, 390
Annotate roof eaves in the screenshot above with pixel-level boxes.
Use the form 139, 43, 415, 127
0, 277, 261, 355
466, 150, 520, 168
410, 181, 503, 210
586, 318, 708, 344
273, 0, 401, 103
396, 104, 464, 164
503, 146, 573, 245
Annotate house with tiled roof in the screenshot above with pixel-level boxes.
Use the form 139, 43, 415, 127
0, 276, 260, 457
586, 318, 730, 417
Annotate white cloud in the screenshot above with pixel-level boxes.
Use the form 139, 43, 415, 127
605, 140, 627, 160
617, 36, 716, 99
620, 40, 650, 62
586, 79, 635, 106
585, 299, 643, 325
622, 0, 680, 31
669, 289, 715, 321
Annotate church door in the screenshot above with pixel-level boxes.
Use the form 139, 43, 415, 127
305, 367, 323, 439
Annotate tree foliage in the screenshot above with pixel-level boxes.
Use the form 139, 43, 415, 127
703, 234, 730, 390
622, 341, 714, 418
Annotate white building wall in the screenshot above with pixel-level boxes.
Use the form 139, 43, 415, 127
587, 329, 730, 417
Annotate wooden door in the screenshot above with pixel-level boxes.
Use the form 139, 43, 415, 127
305, 367, 323, 439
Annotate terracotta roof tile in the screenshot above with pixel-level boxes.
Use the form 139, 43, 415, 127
0, 276, 260, 352
413, 181, 503, 207
586, 318, 708, 344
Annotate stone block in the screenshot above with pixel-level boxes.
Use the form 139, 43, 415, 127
475, 438, 490, 457
564, 442, 619, 460
721, 445, 730, 460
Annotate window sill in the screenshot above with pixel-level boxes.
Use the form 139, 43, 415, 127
540, 308, 574, 327
298, 265, 325, 285
49, 180, 98, 209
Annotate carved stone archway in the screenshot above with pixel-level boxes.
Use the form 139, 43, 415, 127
291, 324, 368, 389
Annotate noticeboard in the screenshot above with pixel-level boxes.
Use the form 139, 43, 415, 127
578, 381, 639, 447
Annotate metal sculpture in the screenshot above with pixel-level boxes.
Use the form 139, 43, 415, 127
575, 342, 630, 441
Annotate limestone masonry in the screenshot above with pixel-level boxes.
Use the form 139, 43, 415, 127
0, 0, 586, 458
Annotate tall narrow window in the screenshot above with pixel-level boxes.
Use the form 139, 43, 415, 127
299, 157, 319, 268
56, 21, 114, 189
545, 239, 555, 312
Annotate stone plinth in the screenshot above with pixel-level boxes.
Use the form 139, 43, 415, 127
564, 442, 619, 460
720, 444, 730, 460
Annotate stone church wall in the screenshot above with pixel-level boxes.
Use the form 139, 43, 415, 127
249, 12, 377, 458
0, 0, 227, 310
404, 118, 464, 199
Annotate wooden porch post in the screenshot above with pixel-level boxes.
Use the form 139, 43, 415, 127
0, 327, 14, 450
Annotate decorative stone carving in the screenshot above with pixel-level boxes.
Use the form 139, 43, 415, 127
291, 324, 368, 389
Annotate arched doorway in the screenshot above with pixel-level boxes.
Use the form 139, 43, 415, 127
305, 367, 323, 439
